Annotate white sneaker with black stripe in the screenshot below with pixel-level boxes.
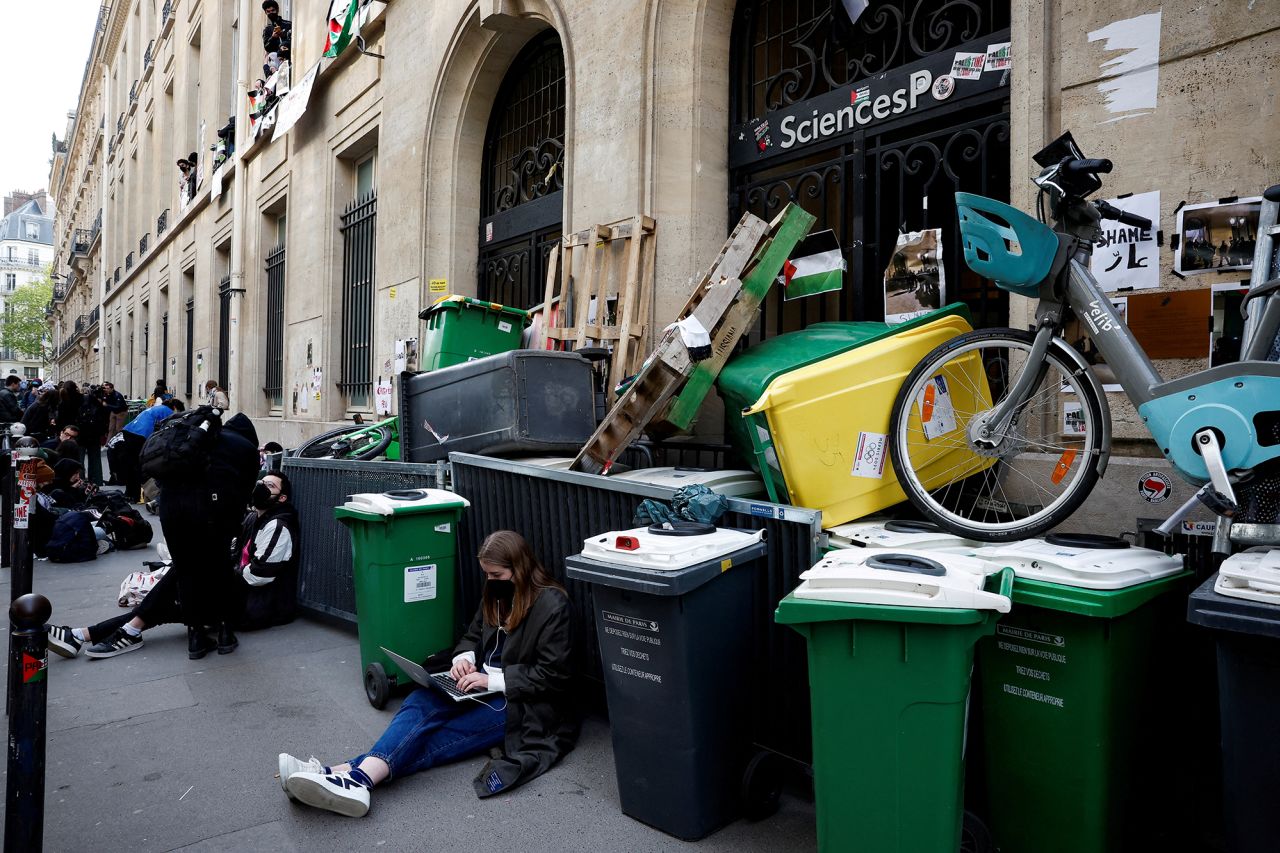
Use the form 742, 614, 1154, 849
278, 753, 325, 801
47, 625, 82, 659
84, 628, 144, 659
284, 770, 371, 817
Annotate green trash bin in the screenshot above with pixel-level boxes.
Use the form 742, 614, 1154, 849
334, 488, 470, 709
972, 534, 1191, 853
418, 294, 530, 371
775, 548, 1013, 853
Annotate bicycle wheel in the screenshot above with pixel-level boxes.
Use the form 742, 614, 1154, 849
888, 328, 1105, 541
294, 424, 393, 461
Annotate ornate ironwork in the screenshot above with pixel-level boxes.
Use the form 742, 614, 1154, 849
481, 32, 566, 217
339, 191, 377, 404
264, 243, 287, 407
72, 230, 92, 255
113, 267, 120, 285
162, 0, 171, 27
125, 251, 133, 271
129, 80, 138, 106
144, 40, 154, 69
479, 228, 560, 311
157, 209, 169, 236
116, 113, 123, 136
732, 0, 1008, 122
139, 233, 149, 255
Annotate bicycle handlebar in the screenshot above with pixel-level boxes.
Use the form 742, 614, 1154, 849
1063, 157, 1113, 176
1095, 199, 1152, 230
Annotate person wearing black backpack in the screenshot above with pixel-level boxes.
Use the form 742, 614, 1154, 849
154, 410, 260, 658
79, 385, 110, 485
109, 399, 180, 502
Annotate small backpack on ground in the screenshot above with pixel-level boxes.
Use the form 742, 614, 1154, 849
139, 406, 223, 483
118, 561, 170, 607
45, 511, 99, 564
98, 507, 154, 550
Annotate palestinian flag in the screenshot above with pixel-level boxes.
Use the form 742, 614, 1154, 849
778, 229, 845, 301
323, 0, 360, 58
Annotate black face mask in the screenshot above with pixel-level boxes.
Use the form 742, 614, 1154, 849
485, 579, 515, 600
251, 481, 277, 510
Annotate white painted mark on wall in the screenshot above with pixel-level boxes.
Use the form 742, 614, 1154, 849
1086, 11, 1162, 124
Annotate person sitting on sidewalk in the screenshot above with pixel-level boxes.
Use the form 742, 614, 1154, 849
234, 471, 301, 629
278, 530, 578, 817
48, 565, 183, 660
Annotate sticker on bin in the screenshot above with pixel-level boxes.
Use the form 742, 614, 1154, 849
971, 537, 1182, 590
1215, 549, 1280, 605
825, 518, 983, 554
793, 549, 1011, 611
851, 432, 887, 479
579, 526, 765, 571
405, 564, 438, 602
916, 375, 957, 440
498, 321, 513, 333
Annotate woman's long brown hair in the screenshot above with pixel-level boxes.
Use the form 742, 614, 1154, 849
478, 530, 563, 631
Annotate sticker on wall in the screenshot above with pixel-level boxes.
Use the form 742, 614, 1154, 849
196, 352, 204, 372
389, 286, 397, 300
931, 75, 955, 101
429, 278, 448, 295
950, 52, 986, 80
985, 42, 1011, 73
169, 356, 176, 376
374, 378, 393, 416
485, 222, 494, 243
1138, 471, 1172, 503
1063, 401, 1087, 436
1087, 11, 1162, 124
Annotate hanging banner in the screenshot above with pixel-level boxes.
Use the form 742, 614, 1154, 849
272, 62, 320, 142
1090, 190, 1160, 291
730, 32, 1010, 168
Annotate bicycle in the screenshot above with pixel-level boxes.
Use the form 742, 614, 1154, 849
293, 415, 400, 461
888, 130, 1280, 543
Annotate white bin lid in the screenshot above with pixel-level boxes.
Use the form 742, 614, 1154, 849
514, 457, 576, 470
793, 548, 1010, 612
611, 467, 765, 497
1215, 549, 1280, 605
342, 488, 469, 516
973, 536, 1183, 590
826, 518, 982, 554
579, 524, 765, 571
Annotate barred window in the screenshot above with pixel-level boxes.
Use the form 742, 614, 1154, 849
340, 157, 376, 408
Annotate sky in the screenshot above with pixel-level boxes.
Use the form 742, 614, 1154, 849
0, 1, 101, 211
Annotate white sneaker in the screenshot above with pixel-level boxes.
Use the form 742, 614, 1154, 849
278, 753, 325, 800
284, 770, 370, 817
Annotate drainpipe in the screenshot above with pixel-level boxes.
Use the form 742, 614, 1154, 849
99, 63, 112, 386
227, 0, 253, 409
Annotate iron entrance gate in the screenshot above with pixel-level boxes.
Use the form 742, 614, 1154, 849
730, 0, 1012, 340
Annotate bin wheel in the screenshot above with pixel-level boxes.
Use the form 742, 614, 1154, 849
961, 810, 994, 853
365, 662, 390, 709
740, 750, 784, 821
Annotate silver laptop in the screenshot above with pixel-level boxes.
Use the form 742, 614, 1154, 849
380, 647, 503, 703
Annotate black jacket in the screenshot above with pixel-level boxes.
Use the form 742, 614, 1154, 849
0, 387, 22, 423
20, 401, 53, 441
102, 390, 127, 414
453, 587, 578, 798
234, 502, 300, 630
56, 391, 83, 430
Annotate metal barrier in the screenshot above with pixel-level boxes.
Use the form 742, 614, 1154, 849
283, 457, 447, 622
448, 452, 823, 766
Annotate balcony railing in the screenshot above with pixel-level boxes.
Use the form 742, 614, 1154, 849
144, 40, 154, 69
53, 284, 68, 302
157, 209, 169, 236
72, 229, 92, 255
139, 233, 149, 256
113, 267, 120, 285
129, 80, 138, 106
116, 113, 123, 136
162, 0, 172, 27
125, 251, 134, 272
75, 315, 86, 336
89, 305, 100, 328
91, 209, 102, 243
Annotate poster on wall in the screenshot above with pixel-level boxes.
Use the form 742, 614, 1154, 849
883, 229, 944, 324
1175, 198, 1261, 275
1210, 281, 1252, 367
1090, 191, 1159, 291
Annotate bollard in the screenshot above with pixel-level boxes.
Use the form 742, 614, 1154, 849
7, 458, 34, 718
1, 450, 11, 570
5, 593, 51, 853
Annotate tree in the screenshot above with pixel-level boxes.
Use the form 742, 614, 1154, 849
2, 268, 54, 364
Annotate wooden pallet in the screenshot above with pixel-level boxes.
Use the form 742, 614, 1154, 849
541, 215, 656, 392
570, 203, 815, 474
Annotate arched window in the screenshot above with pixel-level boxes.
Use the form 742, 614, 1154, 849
478, 31, 566, 310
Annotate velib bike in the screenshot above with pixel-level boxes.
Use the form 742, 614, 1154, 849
888, 131, 1280, 545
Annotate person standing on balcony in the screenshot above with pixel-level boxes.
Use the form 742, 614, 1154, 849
0, 375, 24, 424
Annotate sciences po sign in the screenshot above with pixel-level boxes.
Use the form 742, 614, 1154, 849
730, 34, 1010, 169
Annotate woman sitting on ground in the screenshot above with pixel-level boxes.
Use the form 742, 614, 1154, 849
278, 530, 578, 817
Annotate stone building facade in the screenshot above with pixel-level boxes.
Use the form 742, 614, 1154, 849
48, 0, 1280, 532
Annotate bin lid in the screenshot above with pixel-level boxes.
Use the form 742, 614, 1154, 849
1188, 572, 1280, 639
578, 523, 765, 570
716, 304, 971, 408
792, 548, 1010, 612
340, 488, 470, 517
419, 294, 531, 323
566, 525, 769, 596
972, 537, 1183, 590
826, 518, 983, 554
610, 466, 765, 498
1214, 549, 1280, 606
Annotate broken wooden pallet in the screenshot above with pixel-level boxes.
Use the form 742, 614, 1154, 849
570, 203, 815, 474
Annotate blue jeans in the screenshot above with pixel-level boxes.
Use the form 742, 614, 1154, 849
347, 687, 506, 783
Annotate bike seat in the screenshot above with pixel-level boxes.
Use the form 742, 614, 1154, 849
1265, 184, 1280, 203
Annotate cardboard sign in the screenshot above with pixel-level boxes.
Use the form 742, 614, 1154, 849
1126, 290, 1211, 359
1090, 191, 1160, 291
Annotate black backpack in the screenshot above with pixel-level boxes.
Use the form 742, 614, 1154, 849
98, 508, 154, 550
46, 511, 98, 563
139, 406, 223, 483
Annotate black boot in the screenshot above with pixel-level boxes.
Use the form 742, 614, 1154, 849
217, 623, 238, 655
188, 627, 215, 660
